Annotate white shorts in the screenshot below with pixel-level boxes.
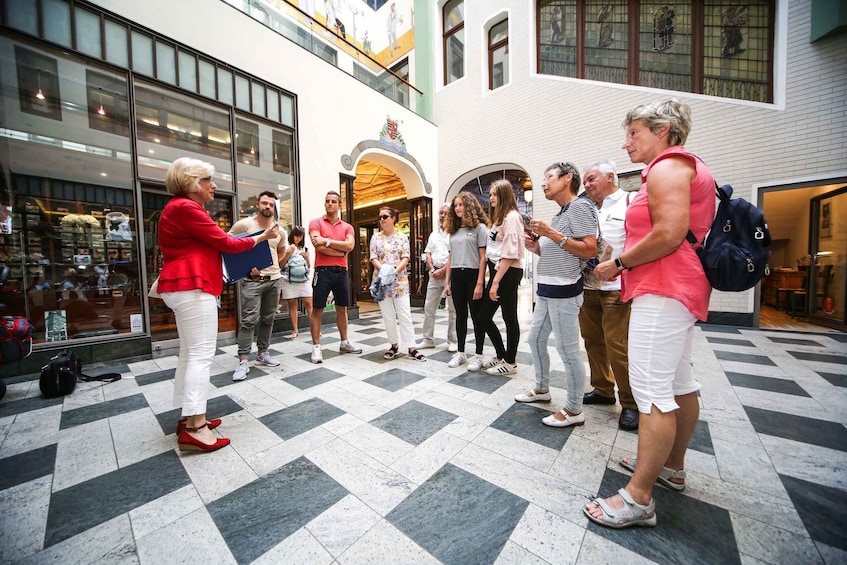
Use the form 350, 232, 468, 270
628, 294, 701, 414
282, 278, 313, 299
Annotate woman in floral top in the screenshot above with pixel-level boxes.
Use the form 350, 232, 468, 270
369, 206, 426, 361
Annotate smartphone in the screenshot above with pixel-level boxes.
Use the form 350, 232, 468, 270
522, 214, 540, 241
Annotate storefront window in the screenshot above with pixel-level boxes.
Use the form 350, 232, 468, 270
0, 37, 138, 345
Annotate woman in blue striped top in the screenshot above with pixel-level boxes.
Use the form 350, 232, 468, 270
514, 162, 598, 428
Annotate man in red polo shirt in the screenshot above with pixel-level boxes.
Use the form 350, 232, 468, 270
308, 190, 362, 363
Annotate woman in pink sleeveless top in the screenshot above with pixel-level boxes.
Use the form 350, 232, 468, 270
585, 99, 716, 529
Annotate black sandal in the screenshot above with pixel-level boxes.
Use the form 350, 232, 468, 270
408, 349, 427, 362
384, 345, 401, 360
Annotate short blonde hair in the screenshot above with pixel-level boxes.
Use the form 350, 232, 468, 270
623, 98, 692, 147
165, 157, 214, 196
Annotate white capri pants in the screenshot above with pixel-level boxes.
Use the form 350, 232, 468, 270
161, 289, 218, 416
378, 293, 416, 350
628, 294, 701, 414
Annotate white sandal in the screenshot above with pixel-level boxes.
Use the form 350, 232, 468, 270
584, 488, 657, 529
619, 457, 686, 491
541, 409, 585, 428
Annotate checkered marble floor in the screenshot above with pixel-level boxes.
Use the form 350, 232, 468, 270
1, 307, 846, 564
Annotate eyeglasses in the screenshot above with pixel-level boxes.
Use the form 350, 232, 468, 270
378, 214, 391, 220
199, 176, 213, 183
543, 173, 563, 183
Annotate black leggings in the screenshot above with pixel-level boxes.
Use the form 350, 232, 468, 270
450, 268, 483, 352
478, 262, 522, 363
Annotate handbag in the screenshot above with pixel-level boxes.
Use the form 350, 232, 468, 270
39, 350, 122, 398
0, 315, 33, 364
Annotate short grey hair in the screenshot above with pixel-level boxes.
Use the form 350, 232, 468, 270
545, 161, 581, 195
623, 98, 692, 147
584, 159, 619, 188
165, 157, 214, 196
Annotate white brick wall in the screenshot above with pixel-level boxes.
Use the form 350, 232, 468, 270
433, 0, 847, 319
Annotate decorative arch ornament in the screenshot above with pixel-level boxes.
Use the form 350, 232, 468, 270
341, 140, 433, 195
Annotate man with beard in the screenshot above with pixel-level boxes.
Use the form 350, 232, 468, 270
230, 191, 287, 381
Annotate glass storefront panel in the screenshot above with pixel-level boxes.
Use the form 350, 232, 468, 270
0, 37, 138, 344
134, 81, 233, 191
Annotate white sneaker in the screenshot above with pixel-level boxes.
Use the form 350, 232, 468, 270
447, 342, 458, 352
514, 389, 552, 403
447, 352, 466, 368
232, 361, 249, 382
311, 347, 323, 364
256, 351, 280, 367
416, 339, 436, 349
481, 357, 501, 370
467, 355, 483, 372
486, 360, 517, 376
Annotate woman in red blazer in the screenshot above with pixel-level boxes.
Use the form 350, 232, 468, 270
159, 157, 279, 452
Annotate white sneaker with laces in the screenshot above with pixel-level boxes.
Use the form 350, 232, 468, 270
416, 339, 436, 349
256, 351, 280, 367
486, 360, 517, 375
339, 342, 362, 354
514, 389, 552, 402
481, 357, 501, 370
467, 355, 483, 372
447, 352, 466, 368
232, 361, 249, 382
447, 342, 458, 352
311, 347, 323, 364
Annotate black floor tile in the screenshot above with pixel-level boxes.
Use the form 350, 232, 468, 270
356, 326, 387, 335
364, 368, 425, 393
155, 395, 244, 435
211, 366, 270, 387
448, 372, 511, 395
283, 367, 345, 390
714, 350, 777, 366
817, 371, 846, 388
44, 450, 190, 547
427, 350, 456, 363
0, 395, 63, 419
489, 403, 570, 451
260, 397, 344, 441
828, 334, 847, 344
369, 400, 457, 446
208, 457, 348, 564
0, 443, 57, 491
780, 474, 847, 552
59, 393, 149, 430
135, 368, 175, 387
387, 463, 528, 565
588, 468, 740, 564
788, 350, 847, 366
744, 406, 847, 452
766, 336, 825, 347
707, 337, 756, 347
360, 335, 389, 346
698, 325, 741, 334
688, 420, 714, 456
726, 372, 811, 397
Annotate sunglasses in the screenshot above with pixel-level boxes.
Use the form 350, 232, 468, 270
379, 214, 391, 220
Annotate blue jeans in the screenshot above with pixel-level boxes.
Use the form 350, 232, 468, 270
528, 294, 585, 414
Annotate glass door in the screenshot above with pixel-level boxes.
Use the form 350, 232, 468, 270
809, 186, 847, 329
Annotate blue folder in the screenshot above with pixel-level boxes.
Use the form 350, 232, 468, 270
222, 231, 272, 283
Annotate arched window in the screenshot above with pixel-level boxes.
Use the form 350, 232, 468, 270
537, 0, 774, 103
443, 0, 465, 85
488, 19, 509, 90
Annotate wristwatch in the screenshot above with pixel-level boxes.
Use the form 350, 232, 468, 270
325, 239, 332, 248
558, 236, 569, 249
429, 267, 436, 274
615, 257, 629, 271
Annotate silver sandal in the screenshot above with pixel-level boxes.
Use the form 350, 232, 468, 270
619, 457, 686, 491
584, 488, 657, 529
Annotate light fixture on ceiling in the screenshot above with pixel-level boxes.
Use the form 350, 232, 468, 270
522, 177, 533, 203
249, 134, 255, 155
35, 68, 45, 100
96, 89, 106, 116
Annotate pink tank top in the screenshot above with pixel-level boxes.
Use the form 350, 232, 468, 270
621, 146, 716, 321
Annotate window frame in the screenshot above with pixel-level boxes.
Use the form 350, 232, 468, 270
536, 0, 775, 104
488, 19, 509, 90
442, 0, 465, 85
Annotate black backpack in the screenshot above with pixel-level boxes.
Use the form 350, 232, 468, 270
40, 350, 121, 398
686, 183, 771, 292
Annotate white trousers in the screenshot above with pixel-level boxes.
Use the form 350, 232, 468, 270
161, 290, 218, 416
378, 294, 416, 350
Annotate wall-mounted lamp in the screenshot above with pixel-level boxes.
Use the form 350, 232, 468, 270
96, 90, 106, 116
522, 177, 533, 203
35, 68, 45, 100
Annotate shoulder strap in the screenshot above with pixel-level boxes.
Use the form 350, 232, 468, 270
686, 181, 724, 248
63, 368, 122, 383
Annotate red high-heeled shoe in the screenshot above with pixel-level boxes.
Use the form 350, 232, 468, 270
177, 423, 230, 452
176, 418, 221, 435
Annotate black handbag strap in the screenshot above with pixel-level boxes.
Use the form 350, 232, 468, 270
63, 368, 122, 383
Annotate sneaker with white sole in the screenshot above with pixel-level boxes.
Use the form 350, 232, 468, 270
447, 352, 467, 368
514, 389, 552, 402
486, 360, 517, 375
256, 351, 280, 367
310, 347, 323, 364
447, 342, 458, 352
232, 361, 249, 382
339, 342, 362, 354
467, 355, 483, 372
481, 357, 501, 370
416, 339, 436, 349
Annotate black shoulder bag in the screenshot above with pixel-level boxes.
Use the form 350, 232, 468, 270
40, 350, 122, 398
